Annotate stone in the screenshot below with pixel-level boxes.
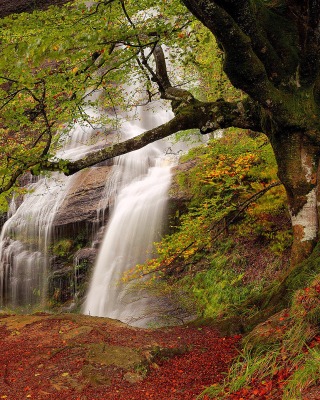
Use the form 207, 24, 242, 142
53, 165, 113, 238
123, 372, 144, 383
86, 343, 145, 370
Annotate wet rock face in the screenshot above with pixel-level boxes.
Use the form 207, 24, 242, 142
167, 158, 198, 234
53, 165, 113, 239
75, 247, 98, 266
48, 165, 113, 308
48, 247, 98, 306
48, 266, 75, 303
0, 212, 7, 231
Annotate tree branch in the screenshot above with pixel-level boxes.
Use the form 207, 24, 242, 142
181, 0, 285, 113
36, 97, 262, 177
39, 112, 201, 176
213, 0, 286, 84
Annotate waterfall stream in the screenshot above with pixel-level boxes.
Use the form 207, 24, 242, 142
0, 108, 103, 311
83, 106, 174, 325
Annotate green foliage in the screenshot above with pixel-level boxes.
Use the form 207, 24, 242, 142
0, 0, 200, 195
183, 25, 241, 102
74, 228, 90, 250
52, 238, 72, 258
180, 249, 264, 318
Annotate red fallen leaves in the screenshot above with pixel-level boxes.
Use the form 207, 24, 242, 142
0, 316, 241, 400
307, 335, 320, 349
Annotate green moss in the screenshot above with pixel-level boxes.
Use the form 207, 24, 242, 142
52, 239, 73, 258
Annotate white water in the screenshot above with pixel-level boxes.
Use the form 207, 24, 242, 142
83, 105, 174, 324
0, 93, 175, 319
0, 108, 103, 311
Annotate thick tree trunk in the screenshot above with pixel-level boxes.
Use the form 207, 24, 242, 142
270, 131, 320, 270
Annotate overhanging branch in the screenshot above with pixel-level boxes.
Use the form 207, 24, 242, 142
38, 97, 262, 176
40, 112, 201, 176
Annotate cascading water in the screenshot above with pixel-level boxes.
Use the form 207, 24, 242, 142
0, 108, 104, 311
83, 105, 174, 325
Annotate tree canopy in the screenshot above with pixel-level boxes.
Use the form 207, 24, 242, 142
0, 0, 252, 197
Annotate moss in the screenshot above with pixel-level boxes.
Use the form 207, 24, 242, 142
52, 239, 73, 258
81, 365, 111, 386
85, 343, 145, 370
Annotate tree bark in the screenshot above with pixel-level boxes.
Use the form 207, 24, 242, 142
270, 131, 320, 269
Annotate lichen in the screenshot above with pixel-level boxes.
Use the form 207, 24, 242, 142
291, 188, 318, 242
301, 149, 314, 183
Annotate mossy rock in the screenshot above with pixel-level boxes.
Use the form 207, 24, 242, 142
123, 372, 144, 383
187, 315, 245, 336
50, 370, 87, 392
0, 314, 44, 330
243, 308, 293, 350
85, 343, 145, 370
81, 364, 111, 386
62, 325, 93, 340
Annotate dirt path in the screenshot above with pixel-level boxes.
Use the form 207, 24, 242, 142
0, 313, 241, 399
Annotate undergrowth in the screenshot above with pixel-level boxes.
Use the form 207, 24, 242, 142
201, 275, 320, 399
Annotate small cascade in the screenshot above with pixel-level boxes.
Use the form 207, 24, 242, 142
0, 108, 104, 311
83, 107, 174, 325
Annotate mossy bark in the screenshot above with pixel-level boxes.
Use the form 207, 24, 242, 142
270, 131, 320, 269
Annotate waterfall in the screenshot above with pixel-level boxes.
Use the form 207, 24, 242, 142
0, 91, 175, 319
0, 108, 103, 312
83, 106, 174, 325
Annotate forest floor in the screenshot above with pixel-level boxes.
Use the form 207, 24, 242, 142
0, 312, 241, 400
0, 312, 319, 400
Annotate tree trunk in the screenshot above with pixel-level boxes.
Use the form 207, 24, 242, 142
270, 131, 320, 270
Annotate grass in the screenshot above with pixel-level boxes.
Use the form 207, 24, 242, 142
180, 252, 264, 319
200, 274, 320, 399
